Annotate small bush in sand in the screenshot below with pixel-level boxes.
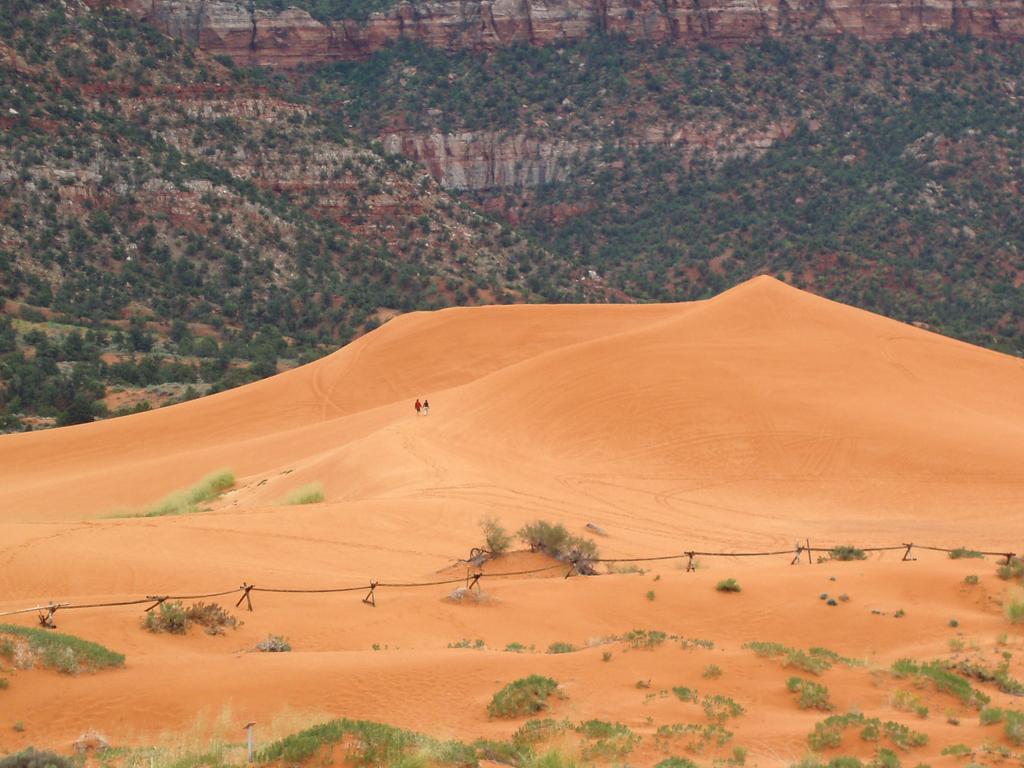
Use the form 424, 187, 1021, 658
445, 587, 492, 605
787, 677, 832, 711
143, 601, 238, 636
487, 675, 560, 718
964, 575, 979, 585
655, 759, 699, 768
996, 557, 1024, 581
517, 521, 599, 572
623, 629, 667, 649
448, 638, 485, 650
546, 641, 575, 654
481, 516, 512, 555
948, 548, 985, 560
256, 635, 291, 653
891, 689, 928, 718
0, 749, 76, 768
1005, 711, 1024, 745
186, 602, 240, 635
279, 482, 324, 506
716, 578, 741, 593
143, 601, 189, 634
980, 707, 1004, 725
120, 470, 235, 517
1005, 591, 1024, 624
0, 677, 7, 690
831, 546, 867, 561
703, 664, 722, 678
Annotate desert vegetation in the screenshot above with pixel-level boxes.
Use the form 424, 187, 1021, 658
0, 624, 124, 676
143, 601, 240, 636
487, 676, 561, 719
279, 482, 325, 506
116, 470, 234, 517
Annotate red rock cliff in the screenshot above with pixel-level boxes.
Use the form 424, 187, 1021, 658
95, 0, 1024, 68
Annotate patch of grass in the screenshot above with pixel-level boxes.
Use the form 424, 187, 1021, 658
279, 482, 324, 505
679, 637, 715, 650
512, 718, 570, 746
256, 635, 291, 652
655, 759, 699, 768
505, 642, 529, 653
522, 750, 579, 768
951, 657, 1024, 695
941, 744, 972, 757
575, 720, 640, 760
670, 687, 744, 722
808, 713, 927, 752
646, 589, 657, 601
623, 629, 667, 649
1005, 710, 1024, 746
120, 469, 234, 517
964, 575, 979, 585
787, 677, 833, 711
546, 642, 575, 654
672, 686, 699, 703
0, 624, 124, 674
488, 676, 560, 719
654, 722, 733, 753
703, 694, 744, 723
1005, 591, 1024, 624
448, 638, 485, 650
256, 718, 474, 765
996, 557, 1024, 582
703, 664, 722, 678
948, 548, 985, 560
0, 749, 75, 768
890, 690, 928, 718
744, 641, 859, 675
831, 546, 867, 561
979, 707, 1004, 725
0, 677, 7, 690
716, 578, 741, 593
890, 659, 990, 709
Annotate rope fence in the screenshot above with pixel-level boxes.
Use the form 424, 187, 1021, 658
0, 541, 1016, 627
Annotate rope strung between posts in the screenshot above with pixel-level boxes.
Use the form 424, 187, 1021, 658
0, 542, 1017, 621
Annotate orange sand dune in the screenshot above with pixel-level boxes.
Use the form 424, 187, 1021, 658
1, 276, 1023, 763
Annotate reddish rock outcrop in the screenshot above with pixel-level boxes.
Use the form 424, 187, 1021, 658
95, 0, 1024, 68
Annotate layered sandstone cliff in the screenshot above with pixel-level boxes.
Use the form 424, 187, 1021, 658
99, 0, 1024, 68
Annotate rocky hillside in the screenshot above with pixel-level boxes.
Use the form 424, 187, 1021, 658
307, 34, 1024, 355
0, 0, 575, 430
100, 0, 1024, 67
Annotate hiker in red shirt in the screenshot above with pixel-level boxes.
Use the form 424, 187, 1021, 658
414, 399, 422, 415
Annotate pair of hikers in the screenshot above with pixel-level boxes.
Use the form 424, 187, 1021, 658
414, 398, 430, 415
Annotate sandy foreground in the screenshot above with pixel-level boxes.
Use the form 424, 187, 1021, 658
1, 276, 1023, 765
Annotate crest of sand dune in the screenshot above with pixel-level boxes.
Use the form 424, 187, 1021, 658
1, 276, 1024, 760
1, 275, 1022, 530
